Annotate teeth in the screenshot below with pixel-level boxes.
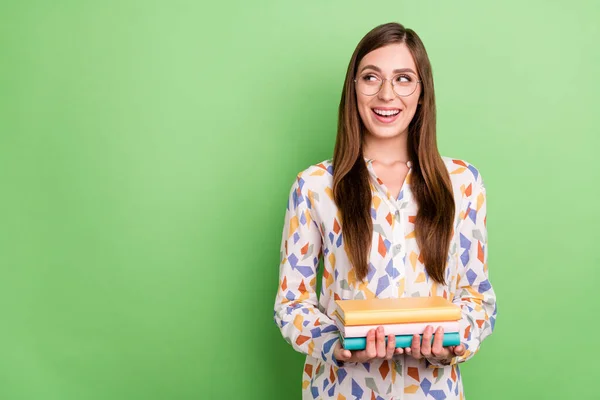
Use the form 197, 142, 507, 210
373, 109, 400, 116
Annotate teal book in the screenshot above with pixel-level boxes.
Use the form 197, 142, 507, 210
341, 332, 460, 351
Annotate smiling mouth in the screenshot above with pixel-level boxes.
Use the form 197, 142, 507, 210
373, 108, 400, 116
371, 108, 401, 123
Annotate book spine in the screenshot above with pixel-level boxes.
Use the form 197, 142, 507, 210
341, 321, 460, 338
342, 308, 461, 326
341, 332, 461, 351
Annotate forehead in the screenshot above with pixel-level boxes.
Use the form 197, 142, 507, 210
358, 43, 417, 72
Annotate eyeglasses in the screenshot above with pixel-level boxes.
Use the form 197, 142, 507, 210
354, 72, 422, 97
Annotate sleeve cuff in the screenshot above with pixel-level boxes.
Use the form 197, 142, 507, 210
323, 335, 344, 367
426, 356, 457, 368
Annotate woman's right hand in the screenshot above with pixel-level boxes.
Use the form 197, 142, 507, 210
334, 326, 403, 364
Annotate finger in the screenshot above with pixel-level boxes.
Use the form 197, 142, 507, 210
364, 329, 377, 360
394, 347, 404, 355
431, 327, 446, 358
376, 326, 386, 358
385, 334, 395, 360
420, 326, 433, 358
410, 333, 422, 359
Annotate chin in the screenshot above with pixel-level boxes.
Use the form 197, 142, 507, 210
365, 125, 407, 139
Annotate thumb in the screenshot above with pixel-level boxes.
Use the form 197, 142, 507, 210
335, 349, 352, 361
453, 344, 466, 356
334, 343, 352, 361
340, 349, 352, 360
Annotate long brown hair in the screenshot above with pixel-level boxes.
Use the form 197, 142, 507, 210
332, 22, 454, 285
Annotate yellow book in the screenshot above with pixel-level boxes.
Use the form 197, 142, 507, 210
334, 296, 461, 326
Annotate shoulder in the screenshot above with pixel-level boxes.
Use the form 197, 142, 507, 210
286, 160, 334, 215
440, 156, 486, 195
292, 159, 334, 193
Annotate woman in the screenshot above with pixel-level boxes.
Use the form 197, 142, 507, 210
274, 22, 496, 399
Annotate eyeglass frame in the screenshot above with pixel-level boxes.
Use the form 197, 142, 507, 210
353, 73, 422, 97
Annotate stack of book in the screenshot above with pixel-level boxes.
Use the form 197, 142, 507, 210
334, 296, 462, 350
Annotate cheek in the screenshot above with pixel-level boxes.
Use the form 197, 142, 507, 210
406, 92, 421, 109
356, 96, 371, 122
402, 97, 421, 118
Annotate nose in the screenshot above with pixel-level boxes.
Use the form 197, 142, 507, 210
377, 79, 395, 101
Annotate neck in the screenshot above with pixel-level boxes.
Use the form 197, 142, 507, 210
362, 130, 409, 164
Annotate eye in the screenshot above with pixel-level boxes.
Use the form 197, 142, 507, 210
361, 74, 381, 82
394, 74, 412, 83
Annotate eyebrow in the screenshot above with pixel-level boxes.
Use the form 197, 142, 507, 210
359, 64, 417, 75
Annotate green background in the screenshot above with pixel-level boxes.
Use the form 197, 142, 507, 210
1, 0, 599, 399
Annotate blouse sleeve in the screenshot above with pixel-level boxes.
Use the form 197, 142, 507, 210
430, 172, 497, 367
273, 175, 342, 366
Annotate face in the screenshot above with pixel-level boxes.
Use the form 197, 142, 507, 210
355, 43, 422, 140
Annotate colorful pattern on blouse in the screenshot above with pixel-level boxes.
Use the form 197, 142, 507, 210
274, 157, 497, 400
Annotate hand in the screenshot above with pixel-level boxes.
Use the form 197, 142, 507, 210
334, 326, 404, 364
404, 326, 466, 364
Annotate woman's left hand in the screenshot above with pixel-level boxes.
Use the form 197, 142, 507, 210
404, 326, 466, 364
